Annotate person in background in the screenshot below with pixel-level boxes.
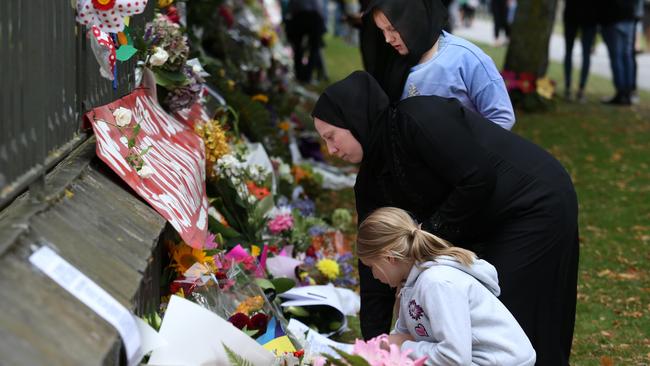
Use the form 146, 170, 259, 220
631, 0, 645, 104
491, 0, 509, 45
357, 207, 536, 366
599, 0, 637, 106
563, 0, 598, 102
285, 0, 327, 83
361, 0, 515, 130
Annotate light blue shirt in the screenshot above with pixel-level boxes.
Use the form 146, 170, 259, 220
400, 32, 516, 130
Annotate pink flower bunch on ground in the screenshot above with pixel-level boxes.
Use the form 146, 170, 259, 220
351, 335, 427, 366
268, 213, 294, 235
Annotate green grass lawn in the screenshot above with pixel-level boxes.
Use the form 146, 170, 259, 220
321, 34, 650, 365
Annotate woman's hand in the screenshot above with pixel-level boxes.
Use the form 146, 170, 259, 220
384, 333, 414, 348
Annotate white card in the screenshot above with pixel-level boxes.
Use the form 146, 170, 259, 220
147, 295, 275, 366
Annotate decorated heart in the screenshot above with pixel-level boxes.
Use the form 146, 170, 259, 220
76, 0, 148, 33
414, 323, 429, 337
88, 26, 116, 80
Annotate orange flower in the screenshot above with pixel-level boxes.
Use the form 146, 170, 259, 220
293, 166, 310, 184
251, 94, 269, 104
246, 181, 270, 200
278, 120, 290, 132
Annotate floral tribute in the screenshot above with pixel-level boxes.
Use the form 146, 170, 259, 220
501, 70, 557, 112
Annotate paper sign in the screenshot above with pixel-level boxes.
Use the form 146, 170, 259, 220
148, 295, 275, 366
263, 336, 296, 354
86, 89, 209, 248
29, 246, 144, 366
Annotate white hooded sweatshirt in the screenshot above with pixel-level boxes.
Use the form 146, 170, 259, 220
395, 256, 536, 366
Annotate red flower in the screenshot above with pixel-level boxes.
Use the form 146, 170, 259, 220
305, 245, 316, 258
218, 5, 234, 28
518, 72, 537, 94
165, 6, 180, 24
293, 350, 305, 358
249, 313, 269, 337
228, 313, 252, 330
169, 276, 197, 296
268, 245, 279, 254
92, 0, 116, 11
501, 70, 518, 92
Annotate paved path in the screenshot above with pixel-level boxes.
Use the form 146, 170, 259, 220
454, 18, 650, 91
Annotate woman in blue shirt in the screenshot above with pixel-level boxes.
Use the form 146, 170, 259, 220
361, 0, 515, 130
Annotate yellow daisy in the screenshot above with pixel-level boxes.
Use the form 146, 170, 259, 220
170, 243, 213, 275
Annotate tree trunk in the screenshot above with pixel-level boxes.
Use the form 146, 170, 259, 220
504, 0, 559, 77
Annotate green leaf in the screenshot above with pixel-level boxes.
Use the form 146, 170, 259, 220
132, 123, 141, 137
222, 342, 254, 366
255, 278, 275, 291
208, 215, 242, 239
154, 68, 189, 88
270, 277, 295, 294
333, 348, 372, 366
252, 194, 274, 221
127, 138, 136, 149
116, 45, 138, 61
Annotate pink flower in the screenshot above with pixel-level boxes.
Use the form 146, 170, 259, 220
204, 233, 218, 249
268, 214, 294, 235
352, 335, 428, 366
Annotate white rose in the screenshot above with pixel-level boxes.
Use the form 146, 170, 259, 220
113, 107, 132, 127
149, 47, 169, 66
138, 164, 155, 179
119, 136, 129, 146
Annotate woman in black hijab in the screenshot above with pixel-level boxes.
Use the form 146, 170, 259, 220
313, 71, 579, 366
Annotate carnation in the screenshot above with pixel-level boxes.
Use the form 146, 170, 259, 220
268, 213, 293, 235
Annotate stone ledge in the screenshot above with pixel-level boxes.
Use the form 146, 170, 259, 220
0, 137, 167, 366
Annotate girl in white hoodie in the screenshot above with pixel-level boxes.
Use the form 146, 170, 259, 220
357, 207, 536, 366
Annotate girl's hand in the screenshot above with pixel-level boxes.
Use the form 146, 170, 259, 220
386, 333, 414, 348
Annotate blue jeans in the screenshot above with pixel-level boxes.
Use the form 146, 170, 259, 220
601, 20, 636, 93
564, 23, 597, 90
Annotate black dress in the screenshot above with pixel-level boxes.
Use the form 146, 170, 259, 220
312, 71, 579, 366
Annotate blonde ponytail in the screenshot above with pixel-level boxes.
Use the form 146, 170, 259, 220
357, 207, 475, 266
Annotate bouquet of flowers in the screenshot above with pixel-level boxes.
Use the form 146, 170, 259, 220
208, 150, 274, 246
501, 70, 556, 112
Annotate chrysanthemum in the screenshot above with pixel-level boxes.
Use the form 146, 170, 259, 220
316, 258, 340, 280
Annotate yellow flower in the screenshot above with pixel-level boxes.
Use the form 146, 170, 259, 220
251, 245, 261, 257
158, 0, 174, 8
536, 77, 555, 99
278, 120, 290, 132
316, 258, 340, 280
251, 94, 269, 104
170, 243, 213, 275
235, 295, 265, 315
227, 80, 236, 91
195, 120, 230, 178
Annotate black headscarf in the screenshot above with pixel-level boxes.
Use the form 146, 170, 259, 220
361, 0, 448, 102
311, 71, 390, 154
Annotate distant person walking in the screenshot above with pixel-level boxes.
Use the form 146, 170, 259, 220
562, 0, 598, 102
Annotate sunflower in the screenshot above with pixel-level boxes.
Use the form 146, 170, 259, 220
170, 244, 213, 275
